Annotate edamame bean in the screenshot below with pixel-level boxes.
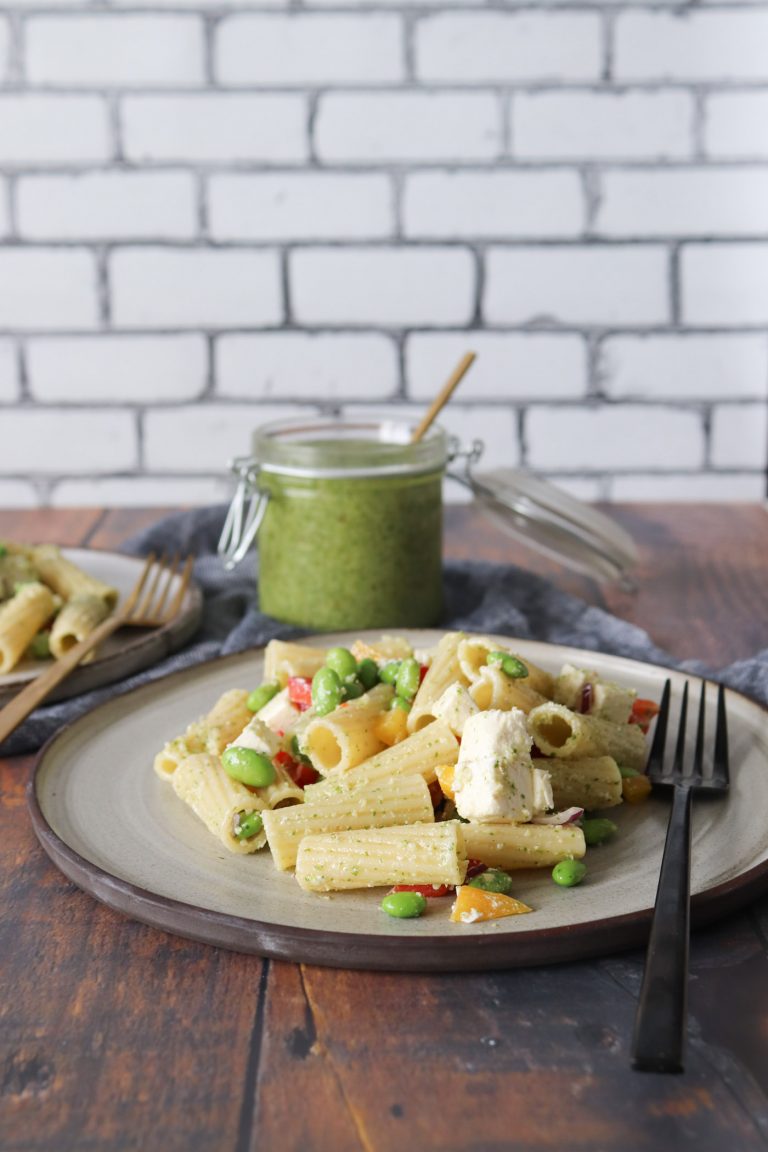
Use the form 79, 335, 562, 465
235, 810, 263, 841
312, 666, 343, 715
468, 868, 513, 894
246, 681, 280, 713
356, 658, 379, 690
582, 818, 618, 846
390, 695, 412, 712
552, 859, 587, 888
222, 746, 276, 788
325, 646, 358, 680
380, 890, 427, 918
27, 632, 51, 660
487, 651, 529, 679
379, 661, 402, 685
395, 657, 421, 701
342, 678, 365, 701
618, 765, 640, 778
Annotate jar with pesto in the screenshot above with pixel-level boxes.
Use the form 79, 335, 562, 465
220, 417, 449, 631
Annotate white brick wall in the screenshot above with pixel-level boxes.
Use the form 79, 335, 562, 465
0, 0, 764, 509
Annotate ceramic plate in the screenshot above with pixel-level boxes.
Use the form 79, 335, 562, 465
0, 549, 203, 706
28, 632, 768, 971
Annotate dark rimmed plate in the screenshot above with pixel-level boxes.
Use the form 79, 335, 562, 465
28, 632, 768, 971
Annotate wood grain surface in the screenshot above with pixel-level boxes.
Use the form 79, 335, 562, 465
1, 504, 767, 1152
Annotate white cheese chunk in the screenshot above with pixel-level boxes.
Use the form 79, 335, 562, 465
453, 708, 553, 823
431, 680, 479, 738
256, 687, 301, 735
228, 715, 281, 758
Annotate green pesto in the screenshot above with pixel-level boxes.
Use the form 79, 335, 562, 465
257, 460, 444, 630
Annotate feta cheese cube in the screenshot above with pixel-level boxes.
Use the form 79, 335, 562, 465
228, 715, 281, 758
431, 680, 479, 738
453, 708, 553, 823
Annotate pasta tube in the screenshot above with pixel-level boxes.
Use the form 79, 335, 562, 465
0, 581, 57, 673
407, 631, 468, 733
527, 701, 647, 772
170, 752, 268, 854
295, 821, 467, 892
544, 756, 623, 811
554, 663, 635, 725
0, 551, 39, 600
49, 593, 111, 660
468, 665, 546, 714
304, 718, 459, 797
263, 639, 326, 686
457, 635, 554, 697
461, 821, 586, 871
302, 682, 393, 774
153, 689, 253, 778
263, 772, 434, 870
30, 545, 118, 610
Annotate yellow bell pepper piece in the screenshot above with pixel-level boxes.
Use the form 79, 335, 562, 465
450, 885, 532, 923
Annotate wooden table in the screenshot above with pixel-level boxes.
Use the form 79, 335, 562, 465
1, 504, 767, 1152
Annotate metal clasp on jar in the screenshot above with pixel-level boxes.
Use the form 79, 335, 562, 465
218, 456, 269, 569
445, 437, 484, 492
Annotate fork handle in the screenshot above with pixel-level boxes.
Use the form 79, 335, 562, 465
0, 613, 126, 745
631, 783, 692, 1073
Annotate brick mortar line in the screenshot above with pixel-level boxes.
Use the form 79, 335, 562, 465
8, 162, 768, 175
4, 81, 768, 95
2, 398, 762, 409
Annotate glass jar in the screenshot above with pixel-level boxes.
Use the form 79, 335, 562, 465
219, 416, 450, 630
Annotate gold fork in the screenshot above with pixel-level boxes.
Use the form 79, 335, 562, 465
0, 552, 193, 744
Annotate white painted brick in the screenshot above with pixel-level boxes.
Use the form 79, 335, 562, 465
27, 16, 205, 88
711, 404, 768, 469
0, 340, 18, 401
216, 14, 403, 86
26, 335, 207, 402
51, 476, 233, 507
0, 20, 9, 84
122, 95, 308, 166
0, 249, 99, 331
216, 333, 398, 400
513, 91, 693, 160
144, 403, 317, 470
611, 473, 767, 502
600, 334, 768, 400
403, 171, 583, 239
308, 0, 477, 7
615, 11, 768, 82
0, 411, 137, 474
485, 246, 669, 327
682, 244, 768, 325
17, 172, 197, 242
526, 405, 705, 470
0, 179, 8, 239
0, 481, 38, 508
290, 247, 475, 326
110, 248, 282, 330
0, 96, 111, 167
706, 93, 768, 160
209, 174, 393, 242
406, 332, 587, 399
315, 92, 501, 165
416, 13, 601, 83
597, 168, 768, 238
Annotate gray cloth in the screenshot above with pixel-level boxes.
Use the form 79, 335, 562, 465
3, 505, 766, 756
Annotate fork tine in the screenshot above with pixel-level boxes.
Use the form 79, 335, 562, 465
146, 552, 180, 619
167, 555, 194, 618
646, 678, 671, 777
672, 680, 688, 778
691, 681, 706, 786
713, 683, 730, 791
123, 553, 157, 613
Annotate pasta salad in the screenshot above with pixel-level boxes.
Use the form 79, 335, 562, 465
154, 632, 659, 925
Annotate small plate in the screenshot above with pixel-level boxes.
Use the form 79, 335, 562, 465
0, 549, 202, 706
28, 632, 768, 971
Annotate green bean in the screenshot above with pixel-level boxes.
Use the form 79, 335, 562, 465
395, 657, 421, 701
246, 681, 280, 713
222, 746, 276, 788
552, 859, 587, 888
582, 818, 618, 847
234, 810, 263, 841
356, 657, 379, 690
379, 661, 402, 685
312, 666, 343, 715
325, 646, 358, 680
380, 890, 427, 919
468, 868, 513, 895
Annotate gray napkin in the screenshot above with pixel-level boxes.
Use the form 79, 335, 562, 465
3, 505, 766, 757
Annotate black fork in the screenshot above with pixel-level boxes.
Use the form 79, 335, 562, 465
631, 678, 730, 1073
